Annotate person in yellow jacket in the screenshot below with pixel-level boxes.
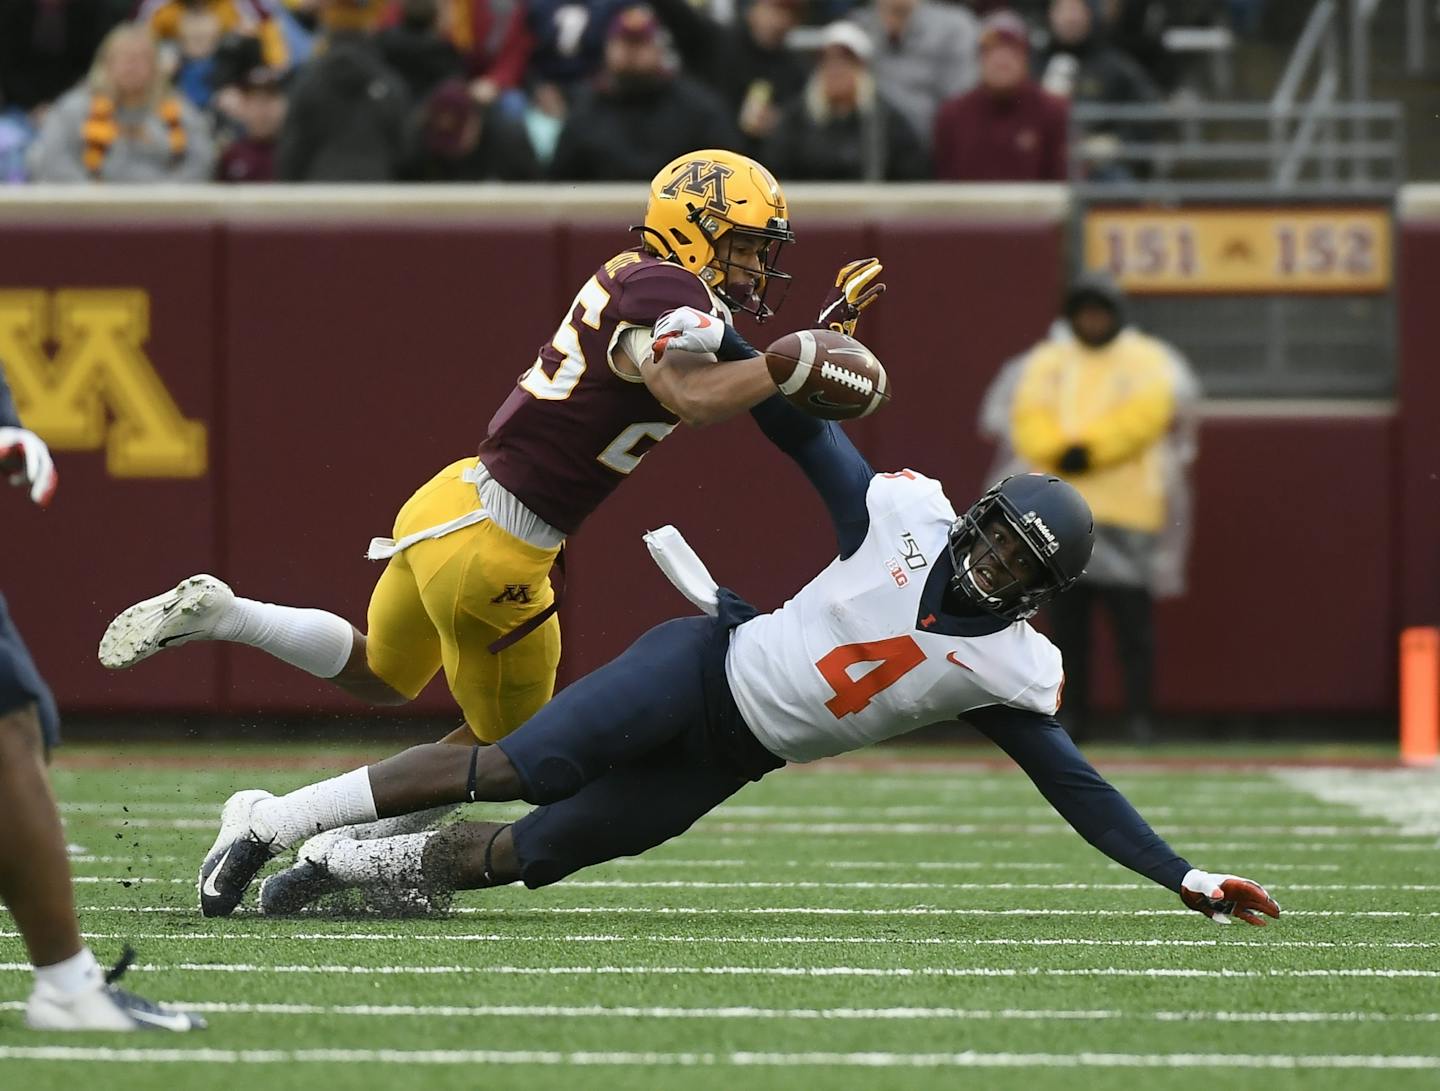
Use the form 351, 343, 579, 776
1008, 272, 1198, 743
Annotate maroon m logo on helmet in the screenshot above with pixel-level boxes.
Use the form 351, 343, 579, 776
659, 160, 735, 214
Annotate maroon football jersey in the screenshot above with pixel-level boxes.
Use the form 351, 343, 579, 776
477, 248, 721, 534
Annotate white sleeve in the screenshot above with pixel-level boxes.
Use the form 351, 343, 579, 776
616, 323, 656, 370
1006, 638, 1065, 716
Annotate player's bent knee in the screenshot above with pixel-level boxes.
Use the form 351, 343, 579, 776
506, 752, 585, 805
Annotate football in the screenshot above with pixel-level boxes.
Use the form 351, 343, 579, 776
764, 329, 891, 421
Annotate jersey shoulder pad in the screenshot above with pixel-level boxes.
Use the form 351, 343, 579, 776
989, 624, 1064, 715
864, 470, 954, 526
612, 257, 714, 324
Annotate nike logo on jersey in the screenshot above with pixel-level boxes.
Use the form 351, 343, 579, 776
946, 651, 974, 671
158, 630, 200, 648
201, 846, 232, 898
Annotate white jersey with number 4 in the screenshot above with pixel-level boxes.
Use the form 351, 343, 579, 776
726, 471, 1063, 764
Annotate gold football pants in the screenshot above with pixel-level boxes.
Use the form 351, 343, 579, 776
364, 458, 561, 743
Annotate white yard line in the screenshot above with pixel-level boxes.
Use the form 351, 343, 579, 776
0, 1047, 1436, 1069
1273, 769, 1440, 837
69, 904, 1440, 917
64, 815, 1430, 839
161, 965, 1440, 979
699, 822, 1425, 837
609, 858, 1343, 872
2, 932, 1431, 950
4, 1000, 1434, 1024
59, 876, 1438, 892
64, 801, 1369, 820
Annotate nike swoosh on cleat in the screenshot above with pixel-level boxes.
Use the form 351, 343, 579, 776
201, 846, 232, 899
158, 631, 201, 648
127, 1005, 202, 1032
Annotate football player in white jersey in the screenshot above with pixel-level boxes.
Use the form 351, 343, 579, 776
195, 352, 1279, 928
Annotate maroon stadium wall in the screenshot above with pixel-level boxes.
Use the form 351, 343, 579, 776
0, 188, 1428, 721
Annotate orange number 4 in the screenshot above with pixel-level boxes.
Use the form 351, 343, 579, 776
815, 636, 925, 718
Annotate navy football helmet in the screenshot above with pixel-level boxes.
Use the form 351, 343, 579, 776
947, 473, 1094, 621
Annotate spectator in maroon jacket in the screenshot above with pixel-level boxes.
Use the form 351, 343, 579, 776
216, 65, 286, 182
931, 9, 1068, 182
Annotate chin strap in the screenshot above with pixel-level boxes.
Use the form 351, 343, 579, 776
104, 945, 137, 986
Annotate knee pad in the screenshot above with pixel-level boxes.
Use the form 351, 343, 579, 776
517, 753, 587, 805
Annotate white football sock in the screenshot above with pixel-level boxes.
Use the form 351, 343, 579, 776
325, 831, 437, 890
211, 598, 354, 679
33, 947, 103, 995
251, 768, 378, 850
340, 805, 457, 841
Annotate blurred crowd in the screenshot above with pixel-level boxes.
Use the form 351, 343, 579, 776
0, 0, 1262, 184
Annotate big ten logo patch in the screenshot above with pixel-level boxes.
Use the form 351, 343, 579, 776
0, 289, 207, 477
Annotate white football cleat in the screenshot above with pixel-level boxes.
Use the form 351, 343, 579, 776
197, 789, 280, 917
26, 950, 205, 1032
98, 574, 234, 670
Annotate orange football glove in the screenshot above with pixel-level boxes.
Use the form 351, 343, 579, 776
1179, 868, 1281, 926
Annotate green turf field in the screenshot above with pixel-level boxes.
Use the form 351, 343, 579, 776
2, 743, 1437, 1090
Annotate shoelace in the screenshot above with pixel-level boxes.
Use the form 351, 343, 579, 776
103, 945, 137, 986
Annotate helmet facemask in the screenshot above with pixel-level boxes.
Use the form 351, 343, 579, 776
947, 490, 1076, 622
687, 204, 794, 321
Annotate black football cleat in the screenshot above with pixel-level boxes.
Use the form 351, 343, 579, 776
197, 790, 280, 917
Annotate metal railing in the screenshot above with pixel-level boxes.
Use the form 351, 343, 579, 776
1067, 100, 1404, 200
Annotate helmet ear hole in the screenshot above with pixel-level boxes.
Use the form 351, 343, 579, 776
668, 227, 693, 247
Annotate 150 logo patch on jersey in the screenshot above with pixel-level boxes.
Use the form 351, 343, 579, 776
898, 532, 928, 570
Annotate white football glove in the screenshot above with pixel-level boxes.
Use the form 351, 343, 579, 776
1179, 868, 1281, 927
0, 426, 57, 508
651, 307, 723, 360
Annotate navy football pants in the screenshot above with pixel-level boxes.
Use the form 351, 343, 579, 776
498, 614, 779, 888
0, 592, 59, 748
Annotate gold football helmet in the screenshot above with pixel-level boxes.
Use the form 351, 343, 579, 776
640, 149, 795, 320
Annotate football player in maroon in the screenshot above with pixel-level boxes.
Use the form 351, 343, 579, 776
98, 151, 885, 913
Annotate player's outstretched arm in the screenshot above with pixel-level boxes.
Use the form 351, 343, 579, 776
966, 706, 1281, 924
966, 705, 1189, 888
641, 308, 776, 427
750, 395, 873, 559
